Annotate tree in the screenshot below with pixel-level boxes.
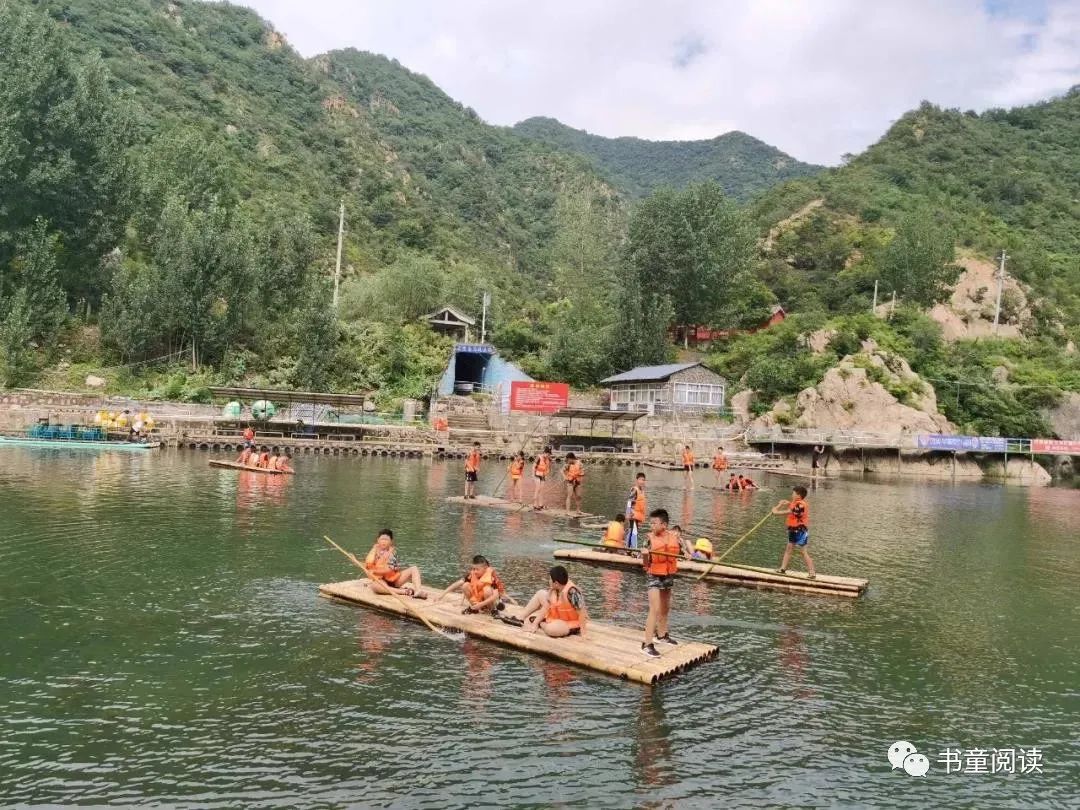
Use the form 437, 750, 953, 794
880, 209, 959, 307
10, 219, 67, 343
0, 3, 133, 306
290, 282, 338, 391
0, 289, 33, 387
627, 182, 757, 328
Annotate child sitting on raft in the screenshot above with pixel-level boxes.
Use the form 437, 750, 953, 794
601, 514, 626, 551
364, 529, 425, 598
513, 565, 587, 638
436, 555, 514, 615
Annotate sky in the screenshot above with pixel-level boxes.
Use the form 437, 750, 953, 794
240, 0, 1080, 165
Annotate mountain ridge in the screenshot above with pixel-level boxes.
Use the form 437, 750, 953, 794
513, 115, 823, 200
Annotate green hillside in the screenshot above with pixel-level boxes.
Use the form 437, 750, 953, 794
2, 0, 666, 397
715, 91, 1080, 436
513, 116, 823, 200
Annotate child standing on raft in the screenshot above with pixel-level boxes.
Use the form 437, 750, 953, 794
772, 486, 816, 579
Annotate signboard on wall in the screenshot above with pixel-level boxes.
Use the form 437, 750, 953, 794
1031, 438, 1080, 455
510, 381, 569, 414
917, 434, 1007, 452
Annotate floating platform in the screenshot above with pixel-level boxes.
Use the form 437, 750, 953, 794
642, 461, 684, 471
553, 548, 868, 598
445, 495, 598, 521
208, 459, 294, 475
0, 436, 160, 451
319, 579, 718, 685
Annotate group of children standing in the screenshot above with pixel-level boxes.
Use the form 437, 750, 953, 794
466, 443, 586, 514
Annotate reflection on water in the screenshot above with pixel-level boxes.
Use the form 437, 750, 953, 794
0, 449, 1077, 807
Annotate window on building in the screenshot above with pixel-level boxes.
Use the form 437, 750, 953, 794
612, 384, 664, 409
673, 382, 725, 408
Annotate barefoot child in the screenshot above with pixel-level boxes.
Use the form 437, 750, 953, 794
711, 447, 728, 485
563, 452, 585, 514
437, 554, 512, 614
681, 445, 695, 487
508, 452, 526, 502
464, 442, 481, 499
624, 473, 647, 551
518, 565, 587, 638
532, 447, 552, 510
364, 529, 426, 596
641, 509, 681, 658
772, 486, 816, 579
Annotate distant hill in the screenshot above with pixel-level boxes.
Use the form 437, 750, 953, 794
513, 116, 823, 200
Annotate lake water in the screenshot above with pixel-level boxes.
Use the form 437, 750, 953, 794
1, 449, 1077, 808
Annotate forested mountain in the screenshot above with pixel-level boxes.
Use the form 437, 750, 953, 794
513, 116, 822, 200
717, 88, 1080, 436
1, 0, 666, 396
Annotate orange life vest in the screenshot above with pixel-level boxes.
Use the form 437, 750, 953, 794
465, 450, 481, 473
509, 459, 525, 479
465, 566, 501, 605
545, 581, 582, 629
712, 453, 727, 471
787, 496, 809, 529
535, 456, 551, 476
564, 460, 584, 483
646, 528, 680, 576
682, 449, 694, 466
364, 544, 399, 583
258, 452, 270, 467
728, 477, 741, 491
243, 428, 255, 441
631, 488, 646, 522
602, 521, 625, 547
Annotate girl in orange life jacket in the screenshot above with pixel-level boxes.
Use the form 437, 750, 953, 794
624, 472, 647, 551
436, 555, 515, 614
532, 447, 552, 511
772, 486, 816, 579
601, 513, 626, 551
517, 565, 587, 638
562, 452, 585, 514
508, 452, 526, 502
641, 508, 682, 658
364, 529, 426, 597
464, 442, 482, 499
681, 445, 695, 487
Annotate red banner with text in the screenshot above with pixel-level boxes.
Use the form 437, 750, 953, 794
510, 381, 569, 414
1031, 438, 1080, 455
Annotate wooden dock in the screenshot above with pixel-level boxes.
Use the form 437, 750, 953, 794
445, 495, 600, 521
319, 579, 718, 685
553, 548, 868, 598
209, 459, 293, 475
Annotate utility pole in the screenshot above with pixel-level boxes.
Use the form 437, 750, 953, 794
992, 250, 1008, 334
872, 279, 878, 314
890, 290, 896, 320
333, 199, 345, 309
481, 292, 490, 343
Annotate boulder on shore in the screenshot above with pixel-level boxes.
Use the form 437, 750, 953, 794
85, 375, 106, 388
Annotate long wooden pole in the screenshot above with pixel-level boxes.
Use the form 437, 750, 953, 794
695, 509, 775, 581
323, 535, 449, 636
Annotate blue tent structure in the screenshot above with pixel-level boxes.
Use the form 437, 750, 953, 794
437, 343, 533, 411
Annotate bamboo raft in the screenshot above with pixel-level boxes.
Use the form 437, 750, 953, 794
643, 461, 684, 471
553, 548, 868, 598
319, 579, 718, 684
208, 459, 294, 475
445, 495, 599, 521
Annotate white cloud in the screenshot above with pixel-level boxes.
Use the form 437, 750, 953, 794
238, 0, 1080, 165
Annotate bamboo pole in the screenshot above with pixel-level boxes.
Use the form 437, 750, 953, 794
323, 535, 452, 637
695, 509, 776, 581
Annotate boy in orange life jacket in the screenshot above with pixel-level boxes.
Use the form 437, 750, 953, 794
364, 529, 425, 597
641, 508, 680, 658
275, 449, 294, 473
711, 447, 728, 484
563, 452, 585, 514
726, 473, 741, 492
436, 555, 513, 615
624, 472, 647, 551
772, 486, 816, 579
532, 447, 552, 510
508, 452, 526, 502
464, 442, 482, 499
681, 445, 695, 487
517, 565, 587, 638
601, 514, 626, 552
738, 474, 758, 491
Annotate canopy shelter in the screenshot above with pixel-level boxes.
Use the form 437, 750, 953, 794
547, 408, 645, 451
207, 387, 369, 409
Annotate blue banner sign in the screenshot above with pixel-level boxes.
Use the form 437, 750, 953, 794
917, 434, 1007, 452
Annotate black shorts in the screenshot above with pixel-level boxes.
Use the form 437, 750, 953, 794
534, 474, 546, 482
646, 573, 676, 590
567, 480, 580, 489
787, 527, 809, 547
465, 471, 478, 483
683, 465, 692, 472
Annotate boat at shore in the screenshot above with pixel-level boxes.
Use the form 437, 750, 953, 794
0, 433, 159, 451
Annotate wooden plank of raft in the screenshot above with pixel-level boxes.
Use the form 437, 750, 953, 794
318, 579, 718, 685
208, 460, 293, 475
552, 549, 868, 598
445, 495, 599, 521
